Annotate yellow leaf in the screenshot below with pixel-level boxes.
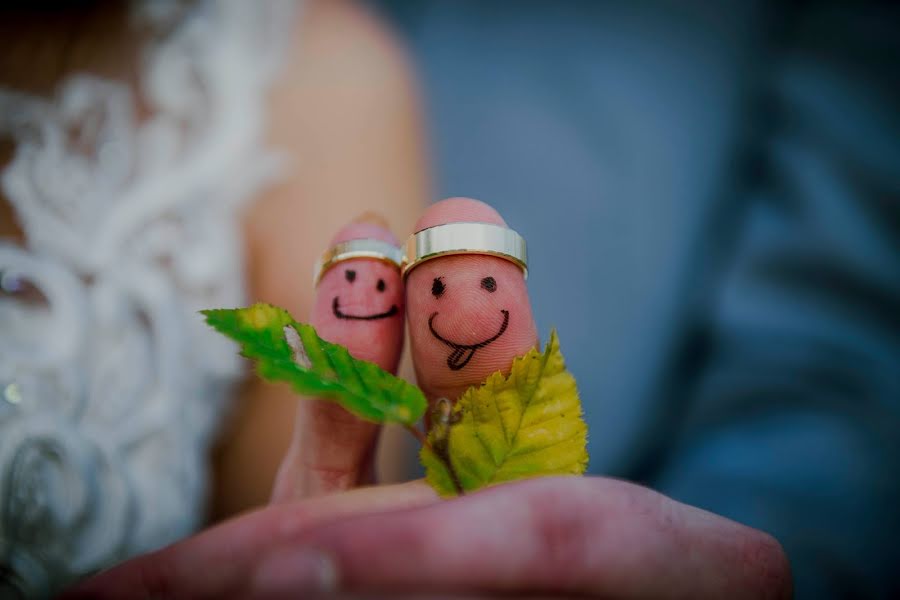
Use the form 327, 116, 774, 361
421, 330, 589, 497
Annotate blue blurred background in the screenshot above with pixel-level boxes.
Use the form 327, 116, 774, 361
374, 1, 900, 597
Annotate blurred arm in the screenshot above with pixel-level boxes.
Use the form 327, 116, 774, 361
656, 5, 900, 598
212, 0, 428, 517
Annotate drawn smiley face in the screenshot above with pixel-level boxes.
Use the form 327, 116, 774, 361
406, 252, 537, 401
332, 266, 399, 320
403, 197, 538, 401
312, 255, 405, 372
427, 274, 509, 370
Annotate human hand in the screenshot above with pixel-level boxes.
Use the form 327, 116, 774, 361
276, 197, 554, 500
64, 476, 790, 598
276, 197, 541, 501
270, 215, 406, 501
65, 199, 790, 599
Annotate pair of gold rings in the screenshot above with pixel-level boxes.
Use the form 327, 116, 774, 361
313, 222, 528, 286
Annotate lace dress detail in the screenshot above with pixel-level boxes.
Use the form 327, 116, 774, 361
0, 1, 295, 595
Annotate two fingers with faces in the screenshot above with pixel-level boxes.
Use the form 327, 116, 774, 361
271, 198, 537, 502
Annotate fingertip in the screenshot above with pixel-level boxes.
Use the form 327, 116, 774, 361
313, 217, 405, 372
414, 197, 508, 231
406, 254, 538, 400
330, 216, 399, 246
352, 210, 392, 230
406, 198, 537, 402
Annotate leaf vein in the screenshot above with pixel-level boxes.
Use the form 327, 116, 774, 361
505, 429, 585, 460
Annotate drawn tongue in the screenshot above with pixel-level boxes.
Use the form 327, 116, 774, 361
447, 347, 477, 371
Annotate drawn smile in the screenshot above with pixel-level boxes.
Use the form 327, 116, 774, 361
332, 297, 399, 321
428, 310, 510, 371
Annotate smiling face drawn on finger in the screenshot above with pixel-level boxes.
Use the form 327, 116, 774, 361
312, 256, 405, 372
427, 275, 510, 370
406, 253, 538, 401
331, 266, 399, 321
404, 196, 539, 401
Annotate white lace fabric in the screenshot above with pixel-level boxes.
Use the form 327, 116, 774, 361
0, 1, 295, 595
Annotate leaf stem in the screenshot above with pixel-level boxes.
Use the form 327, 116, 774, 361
404, 424, 429, 449
404, 423, 465, 496
437, 446, 465, 496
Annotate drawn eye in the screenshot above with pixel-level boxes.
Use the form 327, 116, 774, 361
431, 277, 445, 298
376, 278, 386, 292
345, 269, 356, 283
481, 276, 497, 293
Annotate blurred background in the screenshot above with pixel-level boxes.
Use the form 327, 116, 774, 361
1, 1, 898, 598
373, 2, 900, 597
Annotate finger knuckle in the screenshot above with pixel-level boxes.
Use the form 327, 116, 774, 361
523, 481, 593, 577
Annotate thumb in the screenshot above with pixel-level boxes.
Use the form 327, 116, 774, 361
405, 198, 538, 404
272, 215, 405, 501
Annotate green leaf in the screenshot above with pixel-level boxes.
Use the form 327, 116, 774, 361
421, 330, 589, 497
202, 303, 426, 425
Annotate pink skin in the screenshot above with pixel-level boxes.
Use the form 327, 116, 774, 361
271, 220, 405, 501
310, 222, 404, 372
63, 201, 791, 600
62, 478, 791, 599
406, 198, 538, 402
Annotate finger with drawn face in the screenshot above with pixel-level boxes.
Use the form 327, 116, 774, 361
406, 198, 538, 403
271, 216, 405, 502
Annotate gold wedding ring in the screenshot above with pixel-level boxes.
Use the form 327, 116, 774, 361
313, 238, 404, 286
401, 222, 528, 279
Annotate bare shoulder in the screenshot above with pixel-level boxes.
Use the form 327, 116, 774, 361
276, 0, 421, 142
287, 0, 415, 91
216, 0, 427, 516
246, 0, 427, 310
